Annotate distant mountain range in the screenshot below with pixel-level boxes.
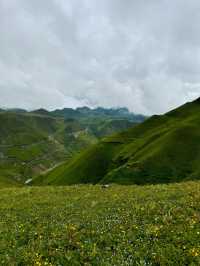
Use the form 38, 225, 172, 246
0, 107, 146, 186
35, 97, 200, 186
1, 106, 146, 122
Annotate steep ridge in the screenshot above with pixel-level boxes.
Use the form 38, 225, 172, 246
37, 98, 200, 185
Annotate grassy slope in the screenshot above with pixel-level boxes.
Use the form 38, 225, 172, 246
0, 175, 20, 187
39, 98, 200, 185
0, 112, 138, 186
34, 141, 122, 185
0, 112, 67, 185
0, 182, 199, 265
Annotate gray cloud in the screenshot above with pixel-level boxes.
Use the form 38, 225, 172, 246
0, 0, 200, 114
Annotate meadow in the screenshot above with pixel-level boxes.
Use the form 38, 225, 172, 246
0, 181, 199, 265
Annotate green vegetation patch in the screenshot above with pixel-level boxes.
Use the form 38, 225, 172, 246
0, 182, 199, 265
0, 110, 138, 186
41, 98, 200, 185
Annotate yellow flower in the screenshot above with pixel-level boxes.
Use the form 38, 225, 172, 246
67, 224, 77, 231
147, 225, 161, 237
189, 248, 199, 257
34, 261, 42, 266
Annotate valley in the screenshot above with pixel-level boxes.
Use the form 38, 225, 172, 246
0, 100, 200, 265
0, 107, 144, 186
36, 98, 200, 186
1, 1, 199, 264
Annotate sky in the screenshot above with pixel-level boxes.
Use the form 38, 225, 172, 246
0, 0, 200, 115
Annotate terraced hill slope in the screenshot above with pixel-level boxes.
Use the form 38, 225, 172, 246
0, 108, 142, 186
38, 98, 200, 185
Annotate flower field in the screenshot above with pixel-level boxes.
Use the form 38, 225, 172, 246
0, 182, 200, 265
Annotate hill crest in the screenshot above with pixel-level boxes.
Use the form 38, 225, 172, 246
36, 97, 200, 185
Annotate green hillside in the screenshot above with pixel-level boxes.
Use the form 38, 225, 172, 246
0, 109, 141, 186
38, 97, 200, 185
0, 112, 67, 186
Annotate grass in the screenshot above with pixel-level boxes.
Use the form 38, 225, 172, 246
38, 98, 200, 185
0, 181, 199, 265
0, 111, 138, 186
0, 112, 68, 184
35, 142, 121, 185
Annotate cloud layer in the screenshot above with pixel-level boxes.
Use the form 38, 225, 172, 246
0, 0, 200, 114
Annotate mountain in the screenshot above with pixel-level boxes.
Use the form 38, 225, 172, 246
50, 106, 146, 122
31, 108, 50, 116
4, 108, 27, 114
36, 97, 200, 185
0, 107, 145, 186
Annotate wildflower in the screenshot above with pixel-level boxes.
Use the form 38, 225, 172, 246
147, 225, 161, 237
67, 224, 77, 231
189, 248, 199, 257
34, 262, 42, 266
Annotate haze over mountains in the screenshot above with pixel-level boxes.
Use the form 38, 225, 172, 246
35, 97, 200, 186
0, 106, 145, 186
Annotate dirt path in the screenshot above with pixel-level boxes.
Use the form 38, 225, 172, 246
40, 161, 65, 175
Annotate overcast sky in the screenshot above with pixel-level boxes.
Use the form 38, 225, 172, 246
0, 0, 200, 114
